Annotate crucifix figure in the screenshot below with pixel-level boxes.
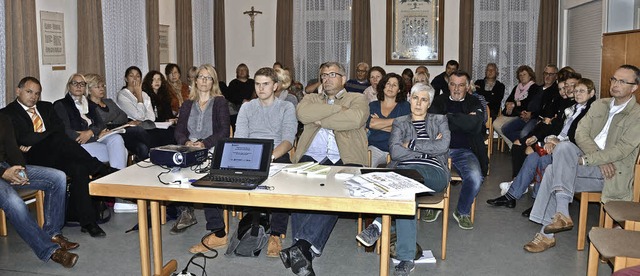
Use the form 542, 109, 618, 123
243, 6, 262, 47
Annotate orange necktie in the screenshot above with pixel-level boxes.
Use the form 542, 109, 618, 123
27, 107, 44, 133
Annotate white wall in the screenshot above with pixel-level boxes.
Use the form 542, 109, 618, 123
35, 0, 77, 102
224, 1, 277, 83
159, 0, 177, 74
370, 0, 460, 76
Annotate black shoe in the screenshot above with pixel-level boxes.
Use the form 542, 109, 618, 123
522, 206, 532, 217
279, 245, 315, 276
81, 223, 106, 237
486, 195, 516, 208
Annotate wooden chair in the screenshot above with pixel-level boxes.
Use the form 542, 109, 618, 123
602, 161, 640, 230
0, 189, 45, 236
587, 228, 640, 276
486, 105, 493, 158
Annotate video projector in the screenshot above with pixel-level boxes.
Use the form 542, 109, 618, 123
149, 145, 208, 168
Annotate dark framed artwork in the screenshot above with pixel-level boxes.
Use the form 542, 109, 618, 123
386, 0, 445, 65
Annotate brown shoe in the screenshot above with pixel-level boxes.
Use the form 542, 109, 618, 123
266, 235, 282, 258
189, 234, 227, 253
524, 233, 556, 253
543, 212, 574, 234
50, 248, 78, 268
51, 234, 79, 251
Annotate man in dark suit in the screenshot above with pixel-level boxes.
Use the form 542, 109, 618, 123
1, 76, 115, 237
0, 113, 79, 267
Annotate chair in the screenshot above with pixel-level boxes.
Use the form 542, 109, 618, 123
602, 161, 640, 230
0, 189, 45, 236
587, 228, 640, 276
486, 105, 493, 158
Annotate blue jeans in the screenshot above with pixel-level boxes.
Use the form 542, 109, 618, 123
375, 163, 448, 261
506, 154, 552, 199
0, 163, 66, 261
450, 148, 483, 215
503, 118, 538, 144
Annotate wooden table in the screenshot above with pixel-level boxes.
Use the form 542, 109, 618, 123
89, 163, 415, 276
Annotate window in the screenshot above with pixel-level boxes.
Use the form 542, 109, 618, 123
473, 0, 540, 104
294, 0, 352, 84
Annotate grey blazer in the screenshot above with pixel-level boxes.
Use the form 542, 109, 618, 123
389, 113, 451, 179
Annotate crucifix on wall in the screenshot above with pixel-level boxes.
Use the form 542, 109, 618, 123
243, 6, 262, 47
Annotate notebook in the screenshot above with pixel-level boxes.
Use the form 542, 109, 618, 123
191, 138, 274, 190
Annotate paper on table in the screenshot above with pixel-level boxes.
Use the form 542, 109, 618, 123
392, 250, 436, 264
344, 172, 433, 198
269, 163, 289, 177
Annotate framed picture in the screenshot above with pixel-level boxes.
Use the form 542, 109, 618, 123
386, 0, 444, 65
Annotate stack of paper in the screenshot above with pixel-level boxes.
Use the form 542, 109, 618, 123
282, 162, 330, 177
282, 162, 316, 173
344, 172, 433, 198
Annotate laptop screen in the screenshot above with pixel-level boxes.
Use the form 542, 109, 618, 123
211, 138, 274, 174
219, 142, 263, 170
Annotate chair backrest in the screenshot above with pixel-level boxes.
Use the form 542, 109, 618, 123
634, 153, 640, 202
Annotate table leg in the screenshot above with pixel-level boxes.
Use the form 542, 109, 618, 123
137, 200, 150, 276
150, 201, 163, 274
379, 215, 391, 276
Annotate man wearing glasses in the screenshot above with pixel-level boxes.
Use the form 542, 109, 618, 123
279, 62, 369, 276
524, 64, 640, 253
428, 70, 487, 230
344, 62, 370, 93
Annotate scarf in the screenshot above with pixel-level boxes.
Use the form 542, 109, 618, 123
72, 94, 92, 126
514, 80, 534, 101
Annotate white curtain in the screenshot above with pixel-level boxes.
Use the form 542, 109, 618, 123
102, 0, 149, 99
0, 0, 5, 107
473, 0, 540, 108
192, 0, 214, 68
293, 0, 352, 84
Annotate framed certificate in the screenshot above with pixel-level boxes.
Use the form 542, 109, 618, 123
385, 0, 444, 65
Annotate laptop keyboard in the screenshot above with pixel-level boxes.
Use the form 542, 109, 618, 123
202, 174, 263, 184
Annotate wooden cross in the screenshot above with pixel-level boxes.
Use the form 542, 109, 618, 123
243, 6, 262, 47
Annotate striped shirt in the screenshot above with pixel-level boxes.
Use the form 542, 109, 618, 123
399, 120, 446, 172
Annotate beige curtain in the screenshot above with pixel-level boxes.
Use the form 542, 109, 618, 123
214, 0, 226, 82
458, 0, 474, 73
349, 0, 371, 79
535, 0, 558, 83
276, 0, 294, 79
77, 0, 105, 76
146, 0, 160, 71
5, 0, 39, 99
176, 0, 193, 82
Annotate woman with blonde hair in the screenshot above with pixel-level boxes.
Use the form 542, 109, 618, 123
54, 73, 127, 169
274, 68, 299, 107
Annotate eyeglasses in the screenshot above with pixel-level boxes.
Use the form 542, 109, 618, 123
610, 77, 637, 86
70, 81, 86, 88
320, 72, 343, 80
197, 75, 214, 82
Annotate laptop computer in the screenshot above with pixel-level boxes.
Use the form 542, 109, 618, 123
191, 138, 274, 190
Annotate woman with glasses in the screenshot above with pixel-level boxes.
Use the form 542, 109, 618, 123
367, 73, 411, 167
54, 73, 127, 169
174, 64, 230, 239
141, 70, 178, 123
85, 73, 152, 162
363, 66, 386, 102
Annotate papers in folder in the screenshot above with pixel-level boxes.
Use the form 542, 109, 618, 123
344, 172, 433, 198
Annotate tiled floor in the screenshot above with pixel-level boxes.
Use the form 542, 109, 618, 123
0, 151, 614, 275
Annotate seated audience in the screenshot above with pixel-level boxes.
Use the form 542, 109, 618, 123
0, 113, 79, 268
474, 63, 505, 120
141, 70, 178, 123
165, 63, 190, 106
357, 83, 449, 276
363, 66, 386, 102
225, 63, 255, 131
401, 68, 414, 95
428, 70, 487, 230
275, 68, 299, 107
367, 73, 411, 167
344, 62, 370, 93
538, 64, 560, 119
431, 60, 459, 96
487, 78, 596, 214
1, 76, 116, 237
279, 62, 368, 276
173, 64, 230, 250
117, 66, 156, 122
415, 65, 430, 80
494, 65, 542, 149
53, 73, 127, 169
412, 72, 429, 86
85, 73, 151, 161
524, 65, 640, 253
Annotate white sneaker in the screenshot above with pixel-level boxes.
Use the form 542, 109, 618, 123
500, 181, 512, 196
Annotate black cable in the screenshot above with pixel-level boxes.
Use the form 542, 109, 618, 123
177, 232, 219, 276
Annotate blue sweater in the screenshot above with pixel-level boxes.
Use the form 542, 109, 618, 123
366, 100, 411, 152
